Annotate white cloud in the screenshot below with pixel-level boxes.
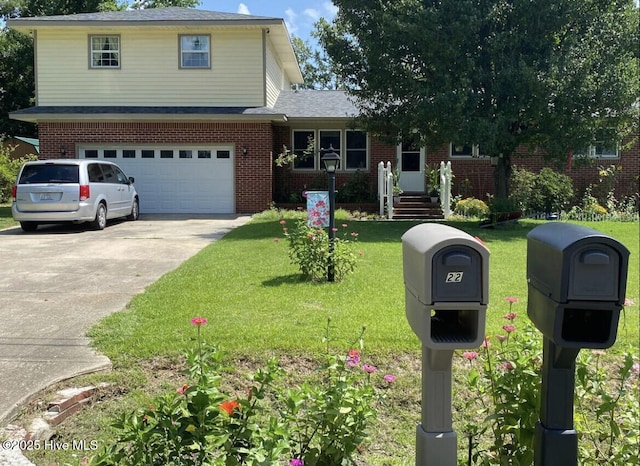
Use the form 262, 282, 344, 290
284, 7, 298, 35
237, 3, 250, 15
323, 1, 338, 18
303, 8, 320, 20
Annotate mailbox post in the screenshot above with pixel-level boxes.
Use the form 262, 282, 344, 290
527, 223, 630, 466
402, 224, 490, 466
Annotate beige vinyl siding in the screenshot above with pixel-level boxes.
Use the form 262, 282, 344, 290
36, 27, 265, 106
265, 38, 287, 108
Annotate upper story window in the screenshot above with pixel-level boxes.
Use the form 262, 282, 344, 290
450, 143, 485, 158
180, 35, 210, 69
90, 35, 120, 69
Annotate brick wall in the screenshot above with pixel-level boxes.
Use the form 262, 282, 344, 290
38, 121, 274, 213
274, 126, 639, 203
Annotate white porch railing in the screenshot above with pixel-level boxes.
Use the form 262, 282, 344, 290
378, 160, 454, 219
378, 161, 394, 219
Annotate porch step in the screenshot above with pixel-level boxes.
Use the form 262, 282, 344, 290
392, 195, 444, 220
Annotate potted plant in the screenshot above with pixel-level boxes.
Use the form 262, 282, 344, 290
425, 164, 440, 202
392, 169, 403, 203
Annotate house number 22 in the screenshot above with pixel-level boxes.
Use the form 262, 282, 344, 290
446, 272, 464, 283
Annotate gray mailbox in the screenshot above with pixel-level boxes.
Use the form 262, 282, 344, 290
403, 223, 490, 349
526, 223, 630, 466
402, 223, 490, 466
527, 222, 630, 348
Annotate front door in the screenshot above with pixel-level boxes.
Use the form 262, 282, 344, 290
397, 141, 425, 193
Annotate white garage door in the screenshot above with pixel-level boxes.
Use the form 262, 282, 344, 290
79, 146, 234, 214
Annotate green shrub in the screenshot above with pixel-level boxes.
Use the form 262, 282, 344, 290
454, 197, 490, 218
0, 143, 37, 203
336, 169, 375, 203
509, 167, 573, 214
509, 167, 537, 213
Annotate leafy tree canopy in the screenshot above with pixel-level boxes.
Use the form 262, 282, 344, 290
318, 0, 639, 197
292, 35, 343, 90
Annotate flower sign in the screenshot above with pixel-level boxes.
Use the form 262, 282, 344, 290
305, 191, 329, 227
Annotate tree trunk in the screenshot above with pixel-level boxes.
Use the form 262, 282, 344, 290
493, 154, 511, 200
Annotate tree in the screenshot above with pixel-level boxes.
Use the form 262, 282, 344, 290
291, 36, 342, 90
318, 0, 639, 199
0, 0, 201, 138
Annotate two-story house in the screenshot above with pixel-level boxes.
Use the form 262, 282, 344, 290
8, 7, 639, 215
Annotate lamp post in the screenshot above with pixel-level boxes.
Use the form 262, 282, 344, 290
321, 146, 340, 282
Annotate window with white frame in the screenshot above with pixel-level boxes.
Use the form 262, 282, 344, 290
292, 130, 315, 169
291, 129, 369, 171
346, 130, 368, 170
573, 143, 619, 159
180, 35, 210, 68
450, 143, 485, 158
90, 35, 120, 69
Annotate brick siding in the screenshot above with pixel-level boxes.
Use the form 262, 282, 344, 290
38, 121, 274, 213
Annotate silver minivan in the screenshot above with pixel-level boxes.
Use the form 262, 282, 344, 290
11, 159, 139, 232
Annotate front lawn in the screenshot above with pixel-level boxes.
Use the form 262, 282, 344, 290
24, 212, 639, 465
0, 203, 17, 230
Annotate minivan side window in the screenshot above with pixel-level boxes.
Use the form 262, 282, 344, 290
100, 164, 117, 183
88, 163, 105, 182
113, 166, 129, 184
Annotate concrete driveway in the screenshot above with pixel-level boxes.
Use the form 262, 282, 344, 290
0, 214, 251, 425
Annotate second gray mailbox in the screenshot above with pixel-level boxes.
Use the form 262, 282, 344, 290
403, 223, 490, 349
527, 223, 630, 348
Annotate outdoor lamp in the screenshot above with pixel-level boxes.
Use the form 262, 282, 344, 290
321, 146, 340, 173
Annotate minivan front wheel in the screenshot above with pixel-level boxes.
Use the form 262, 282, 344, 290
127, 198, 139, 221
20, 221, 38, 232
92, 203, 107, 230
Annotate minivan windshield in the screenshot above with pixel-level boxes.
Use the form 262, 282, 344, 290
19, 164, 80, 184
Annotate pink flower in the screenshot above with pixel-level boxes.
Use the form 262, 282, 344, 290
632, 363, 640, 376
347, 349, 361, 367
191, 317, 208, 326
501, 361, 515, 371
332, 227, 338, 232
342, 223, 348, 228
176, 384, 189, 395
290, 460, 304, 466
624, 298, 635, 306
502, 325, 516, 333
497, 335, 507, 342
279, 220, 286, 225
363, 364, 378, 373
462, 351, 478, 361
273, 237, 280, 242
351, 232, 359, 237
504, 297, 519, 304
482, 337, 491, 349
283, 227, 288, 232
504, 312, 517, 321
592, 349, 605, 356
383, 374, 396, 383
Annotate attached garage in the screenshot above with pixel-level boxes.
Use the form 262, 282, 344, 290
79, 145, 235, 214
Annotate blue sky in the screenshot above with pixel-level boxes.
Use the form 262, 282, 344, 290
199, 1, 337, 44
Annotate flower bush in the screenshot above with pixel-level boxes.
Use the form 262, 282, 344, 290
90, 318, 392, 465
460, 297, 639, 465
278, 219, 360, 282
453, 197, 490, 218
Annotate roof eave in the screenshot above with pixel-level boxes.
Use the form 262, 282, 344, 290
9, 111, 288, 123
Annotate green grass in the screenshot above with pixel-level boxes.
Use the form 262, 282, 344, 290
0, 203, 17, 230
22, 213, 640, 465
89, 215, 638, 363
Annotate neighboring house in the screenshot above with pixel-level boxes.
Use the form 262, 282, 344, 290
2, 137, 39, 158
7, 8, 639, 214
